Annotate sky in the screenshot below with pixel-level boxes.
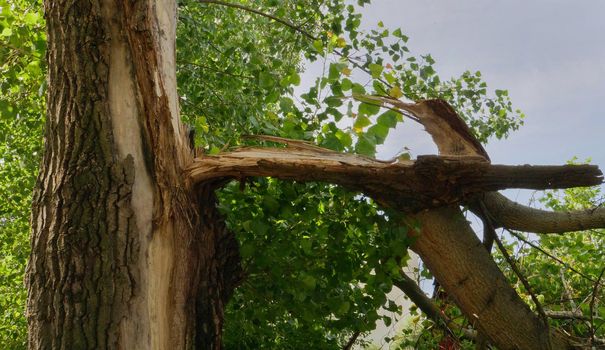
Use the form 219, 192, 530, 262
302, 0, 605, 169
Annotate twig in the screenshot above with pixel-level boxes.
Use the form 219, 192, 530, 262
197, 0, 393, 88
198, 0, 315, 40
506, 229, 596, 283
590, 267, 605, 345
560, 270, 578, 312
179, 61, 253, 79
544, 310, 590, 321
392, 269, 476, 340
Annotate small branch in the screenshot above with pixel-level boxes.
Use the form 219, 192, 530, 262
392, 271, 476, 340
198, 0, 314, 40
480, 217, 496, 253
472, 192, 605, 234
559, 271, 578, 311
590, 267, 605, 345
179, 61, 253, 79
342, 330, 361, 350
197, 0, 393, 88
506, 230, 595, 282
544, 310, 590, 321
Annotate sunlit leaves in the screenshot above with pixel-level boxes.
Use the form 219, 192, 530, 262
0, 0, 45, 348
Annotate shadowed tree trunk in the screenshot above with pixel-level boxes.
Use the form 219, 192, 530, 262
26, 1, 603, 349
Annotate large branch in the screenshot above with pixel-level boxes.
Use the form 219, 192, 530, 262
186, 147, 602, 211
472, 192, 605, 234
409, 206, 571, 349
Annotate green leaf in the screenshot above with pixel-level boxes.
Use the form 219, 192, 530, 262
259, 71, 274, 88
388, 86, 403, 98
358, 101, 380, 116
377, 110, 399, 128
341, 78, 352, 91
368, 63, 383, 78
353, 115, 371, 131
301, 274, 317, 290
367, 123, 389, 144
312, 39, 324, 53
355, 133, 376, 156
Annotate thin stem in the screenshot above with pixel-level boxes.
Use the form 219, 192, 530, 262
589, 267, 605, 345
342, 330, 360, 350
197, 0, 393, 88
198, 0, 314, 40
506, 229, 596, 283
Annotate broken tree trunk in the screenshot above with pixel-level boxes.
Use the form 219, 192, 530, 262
184, 140, 601, 349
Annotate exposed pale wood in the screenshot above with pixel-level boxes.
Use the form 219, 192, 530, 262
354, 96, 490, 160
187, 147, 602, 211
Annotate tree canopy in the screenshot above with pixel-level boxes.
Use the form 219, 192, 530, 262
1, 0, 603, 349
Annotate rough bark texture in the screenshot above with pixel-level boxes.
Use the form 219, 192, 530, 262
27, 1, 239, 348
194, 184, 243, 349
26, 2, 139, 348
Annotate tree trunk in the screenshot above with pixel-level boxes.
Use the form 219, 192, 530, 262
26, 1, 238, 348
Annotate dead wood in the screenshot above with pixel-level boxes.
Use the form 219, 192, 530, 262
186, 147, 602, 212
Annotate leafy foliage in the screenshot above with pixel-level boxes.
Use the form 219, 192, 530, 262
517, 183, 605, 341
0, 1, 44, 348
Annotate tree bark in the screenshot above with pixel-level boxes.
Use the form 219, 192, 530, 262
26, 1, 238, 348
472, 192, 605, 234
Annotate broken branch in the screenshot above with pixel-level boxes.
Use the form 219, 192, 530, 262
187, 147, 603, 212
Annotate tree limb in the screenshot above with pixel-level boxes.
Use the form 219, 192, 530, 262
342, 330, 360, 350
187, 146, 602, 212
358, 97, 490, 160
544, 310, 590, 321
392, 269, 477, 340
473, 192, 605, 234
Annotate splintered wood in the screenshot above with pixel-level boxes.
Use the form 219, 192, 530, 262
186, 147, 602, 212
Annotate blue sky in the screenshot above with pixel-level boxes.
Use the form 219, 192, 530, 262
303, 1, 605, 169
